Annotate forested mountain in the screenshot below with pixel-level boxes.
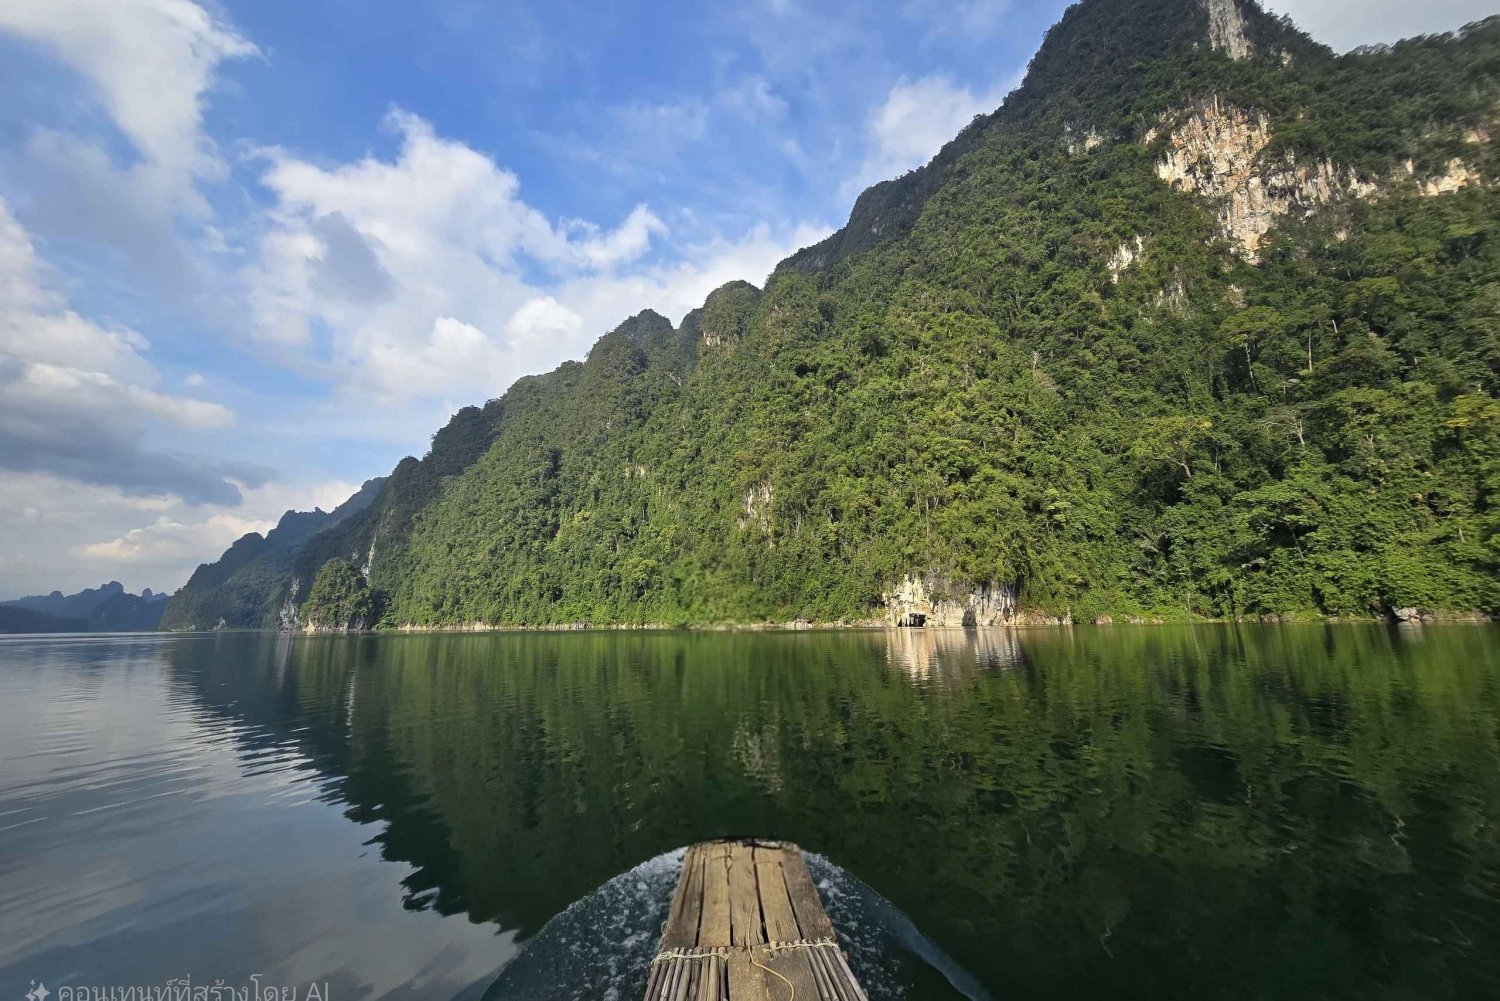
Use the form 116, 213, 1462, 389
172, 0, 1500, 629
159, 477, 385, 630
3, 581, 169, 632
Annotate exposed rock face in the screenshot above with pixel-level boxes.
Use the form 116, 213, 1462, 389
1155, 97, 1483, 261
277, 577, 302, 630
1108, 236, 1146, 281
1155, 276, 1189, 313
883, 573, 1017, 627
738, 482, 774, 539
1419, 158, 1481, 196
1201, 0, 1253, 60
1156, 98, 1364, 259
1066, 124, 1106, 154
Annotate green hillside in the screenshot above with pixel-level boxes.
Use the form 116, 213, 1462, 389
173, 0, 1500, 629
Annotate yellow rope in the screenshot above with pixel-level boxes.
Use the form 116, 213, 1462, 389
748, 949, 795, 1001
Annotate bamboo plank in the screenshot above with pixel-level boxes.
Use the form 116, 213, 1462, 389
806, 944, 837, 1000
830, 949, 869, 1001
646, 959, 667, 1001
695, 953, 721, 1001
671, 958, 694, 1001
810, 947, 852, 1001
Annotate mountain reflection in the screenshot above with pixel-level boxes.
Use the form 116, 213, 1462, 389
159, 625, 1500, 1000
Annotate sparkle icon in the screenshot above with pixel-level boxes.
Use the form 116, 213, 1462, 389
26, 983, 50, 1001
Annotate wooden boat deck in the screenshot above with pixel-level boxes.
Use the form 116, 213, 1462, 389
644, 839, 869, 1001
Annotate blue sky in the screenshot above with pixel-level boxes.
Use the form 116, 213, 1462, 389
0, 0, 1493, 598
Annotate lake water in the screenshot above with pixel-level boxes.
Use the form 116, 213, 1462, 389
1, 626, 1498, 1000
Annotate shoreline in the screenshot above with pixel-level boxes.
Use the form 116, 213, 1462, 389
7, 614, 1494, 638
287, 610, 1494, 636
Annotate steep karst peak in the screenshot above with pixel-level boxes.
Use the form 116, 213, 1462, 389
616, 309, 673, 343
1201, 0, 1254, 60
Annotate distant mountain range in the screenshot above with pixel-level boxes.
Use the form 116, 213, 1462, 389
158, 477, 387, 630
1, 581, 171, 633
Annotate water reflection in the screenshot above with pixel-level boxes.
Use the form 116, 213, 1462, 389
2, 625, 1499, 1001
884, 626, 1023, 679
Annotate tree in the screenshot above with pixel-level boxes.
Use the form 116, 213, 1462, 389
302, 559, 375, 631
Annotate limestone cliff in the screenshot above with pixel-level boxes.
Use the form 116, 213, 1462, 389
1201, 0, 1253, 61
1154, 97, 1486, 260
882, 574, 1018, 628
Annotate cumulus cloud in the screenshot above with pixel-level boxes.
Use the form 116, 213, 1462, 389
0, 0, 255, 189
1264, 0, 1497, 52
0, 0, 255, 291
0, 196, 259, 505
840, 73, 1016, 201
245, 109, 822, 406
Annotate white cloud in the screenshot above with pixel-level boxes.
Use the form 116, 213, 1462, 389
0, 196, 251, 503
553, 220, 834, 326
0, 0, 255, 299
74, 512, 270, 565
0, 0, 255, 190
1264, 0, 1496, 52
505, 296, 584, 348
573, 204, 669, 269
245, 109, 822, 406
841, 74, 1015, 201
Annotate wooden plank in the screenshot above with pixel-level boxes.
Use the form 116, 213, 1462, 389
662, 844, 707, 950
725, 952, 767, 1001
779, 848, 836, 940
757, 946, 821, 1001
727, 843, 765, 947
751, 845, 779, 864
699, 842, 733, 947
755, 860, 801, 943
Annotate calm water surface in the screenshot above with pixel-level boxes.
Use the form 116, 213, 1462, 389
1, 626, 1498, 1000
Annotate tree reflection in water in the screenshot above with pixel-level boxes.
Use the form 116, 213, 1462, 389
164, 625, 1500, 1000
